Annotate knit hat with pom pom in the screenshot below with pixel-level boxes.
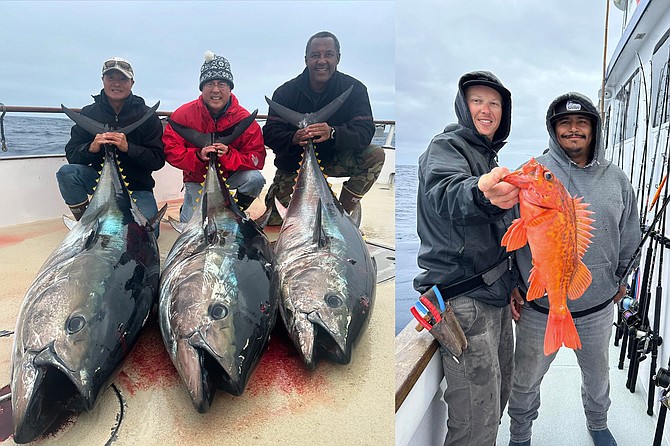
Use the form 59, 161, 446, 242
199, 51, 234, 91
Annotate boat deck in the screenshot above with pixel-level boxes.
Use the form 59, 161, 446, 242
396, 317, 660, 445
0, 182, 395, 446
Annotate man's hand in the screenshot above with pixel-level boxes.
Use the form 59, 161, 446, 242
198, 143, 229, 160
612, 284, 627, 304
291, 122, 332, 146
510, 287, 524, 321
478, 166, 519, 209
89, 132, 130, 153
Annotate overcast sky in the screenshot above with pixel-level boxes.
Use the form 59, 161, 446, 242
396, 0, 628, 166
0, 1, 394, 120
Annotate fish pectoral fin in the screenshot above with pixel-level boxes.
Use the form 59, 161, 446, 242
567, 261, 592, 300
526, 267, 546, 300
312, 198, 329, 248
501, 218, 528, 251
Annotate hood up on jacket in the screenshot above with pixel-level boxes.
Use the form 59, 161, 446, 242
455, 70, 512, 151
545, 91, 603, 167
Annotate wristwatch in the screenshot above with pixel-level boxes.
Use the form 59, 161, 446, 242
330, 126, 336, 141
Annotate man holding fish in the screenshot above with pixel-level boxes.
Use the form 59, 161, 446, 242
414, 70, 518, 446
482, 93, 641, 446
262, 31, 385, 226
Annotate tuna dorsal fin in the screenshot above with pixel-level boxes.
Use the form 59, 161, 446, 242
265, 85, 353, 128
147, 204, 167, 232
501, 217, 528, 251
312, 198, 328, 248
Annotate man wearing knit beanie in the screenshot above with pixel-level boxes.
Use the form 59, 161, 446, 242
163, 51, 265, 222
262, 31, 385, 226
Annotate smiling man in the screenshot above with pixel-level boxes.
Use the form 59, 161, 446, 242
499, 93, 641, 446
262, 31, 384, 226
57, 57, 165, 226
163, 51, 265, 222
413, 71, 517, 446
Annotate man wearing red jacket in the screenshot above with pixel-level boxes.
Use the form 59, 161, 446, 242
163, 51, 265, 222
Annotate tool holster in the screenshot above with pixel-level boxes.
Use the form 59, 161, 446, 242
422, 287, 468, 358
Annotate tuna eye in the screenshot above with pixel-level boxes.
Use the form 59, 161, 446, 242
325, 294, 343, 308
543, 172, 553, 181
67, 315, 86, 334
210, 303, 229, 320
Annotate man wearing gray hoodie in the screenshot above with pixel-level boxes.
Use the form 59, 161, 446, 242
415, 71, 518, 445
499, 93, 641, 446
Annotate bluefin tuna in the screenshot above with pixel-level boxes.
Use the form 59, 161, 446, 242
10, 104, 165, 443
159, 111, 277, 413
266, 87, 377, 369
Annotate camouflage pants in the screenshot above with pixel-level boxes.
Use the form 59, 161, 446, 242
265, 144, 385, 210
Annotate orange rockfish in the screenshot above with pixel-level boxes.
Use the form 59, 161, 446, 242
501, 158, 594, 355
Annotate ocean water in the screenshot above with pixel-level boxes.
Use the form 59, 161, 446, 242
395, 164, 420, 334
0, 115, 393, 157
0, 115, 72, 157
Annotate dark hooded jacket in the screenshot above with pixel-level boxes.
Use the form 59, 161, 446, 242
262, 68, 375, 172
414, 71, 517, 307
65, 90, 165, 192
515, 92, 641, 312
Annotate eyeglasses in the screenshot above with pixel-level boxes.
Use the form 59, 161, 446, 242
203, 81, 230, 90
103, 59, 133, 72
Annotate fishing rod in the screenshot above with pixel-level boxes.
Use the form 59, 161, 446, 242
627, 63, 670, 393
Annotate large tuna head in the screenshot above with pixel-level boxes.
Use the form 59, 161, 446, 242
11, 256, 155, 443
280, 259, 376, 369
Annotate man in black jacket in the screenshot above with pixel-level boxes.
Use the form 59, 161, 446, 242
262, 31, 385, 226
414, 71, 518, 445
56, 57, 165, 224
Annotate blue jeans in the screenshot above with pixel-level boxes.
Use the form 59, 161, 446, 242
180, 169, 265, 223
56, 163, 160, 236
507, 303, 615, 443
440, 296, 514, 446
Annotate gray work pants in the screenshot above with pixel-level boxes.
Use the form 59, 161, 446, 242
441, 296, 514, 446
507, 303, 614, 443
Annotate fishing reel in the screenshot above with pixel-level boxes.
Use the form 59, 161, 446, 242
620, 296, 643, 330
654, 367, 670, 409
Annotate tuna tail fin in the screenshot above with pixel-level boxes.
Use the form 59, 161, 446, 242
501, 218, 528, 251
544, 310, 582, 355
567, 260, 592, 300
264, 85, 353, 128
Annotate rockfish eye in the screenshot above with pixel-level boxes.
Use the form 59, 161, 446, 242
210, 303, 229, 320
67, 315, 86, 334
543, 172, 553, 181
325, 293, 343, 308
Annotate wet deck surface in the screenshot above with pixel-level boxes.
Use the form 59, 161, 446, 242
0, 183, 395, 445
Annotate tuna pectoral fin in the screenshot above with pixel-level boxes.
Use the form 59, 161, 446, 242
544, 311, 581, 355
501, 218, 527, 251
312, 198, 328, 248
567, 261, 592, 300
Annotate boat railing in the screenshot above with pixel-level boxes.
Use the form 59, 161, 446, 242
0, 104, 394, 159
